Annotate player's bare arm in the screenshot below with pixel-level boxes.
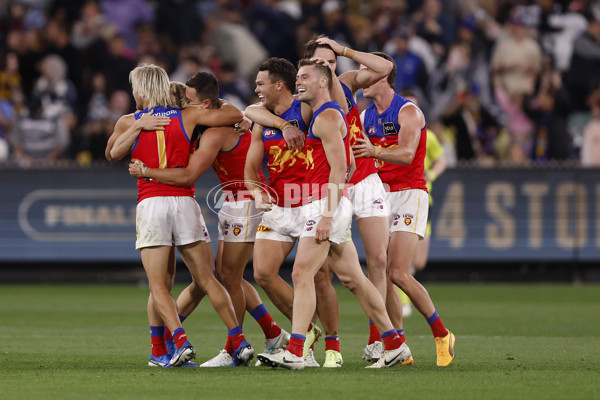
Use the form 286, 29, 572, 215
107, 111, 171, 161
129, 128, 225, 186
353, 105, 424, 165
313, 110, 347, 242
244, 104, 306, 151
185, 101, 243, 130
244, 123, 273, 210
316, 37, 393, 93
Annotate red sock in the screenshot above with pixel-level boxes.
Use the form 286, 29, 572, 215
164, 328, 173, 341
258, 314, 282, 339
224, 334, 234, 355
325, 336, 340, 352
151, 336, 168, 357
427, 312, 449, 338
286, 335, 305, 357
368, 320, 381, 344
398, 332, 406, 345
229, 327, 247, 351
250, 305, 282, 339
381, 329, 402, 351
172, 328, 188, 349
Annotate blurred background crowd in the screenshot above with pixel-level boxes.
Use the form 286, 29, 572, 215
0, 0, 599, 168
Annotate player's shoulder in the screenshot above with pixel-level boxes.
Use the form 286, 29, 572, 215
115, 113, 136, 128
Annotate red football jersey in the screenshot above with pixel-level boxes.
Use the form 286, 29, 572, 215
305, 101, 351, 201
262, 99, 311, 207
341, 83, 378, 185
212, 130, 265, 200
363, 95, 427, 192
131, 106, 195, 202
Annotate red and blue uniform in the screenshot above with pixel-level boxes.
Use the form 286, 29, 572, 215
131, 106, 194, 202
341, 82, 378, 185
213, 130, 266, 199
305, 101, 351, 201
262, 99, 311, 207
363, 94, 427, 192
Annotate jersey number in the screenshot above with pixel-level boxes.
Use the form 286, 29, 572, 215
156, 130, 167, 168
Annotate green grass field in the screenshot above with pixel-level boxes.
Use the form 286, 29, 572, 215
0, 283, 598, 400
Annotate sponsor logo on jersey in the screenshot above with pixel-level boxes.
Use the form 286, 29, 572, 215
368, 127, 376, 135
383, 122, 397, 135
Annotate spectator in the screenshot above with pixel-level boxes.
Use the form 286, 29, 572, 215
45, 18, 84, 100
99, 0, 154, 47
388, 27, 428, 95
32, 54, 77, 128
71, 0, 115, 51
218, 63, 253, 110
581, 89, 600, 167
414, 0, 456, 56
442, 80, 501, 163
490, 16, 543, 98
10, 97, 70, 167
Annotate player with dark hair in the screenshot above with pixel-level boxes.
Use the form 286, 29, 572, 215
257, 59, 412, 370
108, 64, 253, 368
128, 71, 289, 367
244, 57, 339, 367
303, 36, 406, 363
354, 52, 456, 367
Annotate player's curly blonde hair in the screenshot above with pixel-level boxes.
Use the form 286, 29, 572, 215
129, 64, 177, 109
170, 81, 189, 109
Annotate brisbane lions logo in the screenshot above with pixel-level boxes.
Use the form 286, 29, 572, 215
232, 223, 244, 236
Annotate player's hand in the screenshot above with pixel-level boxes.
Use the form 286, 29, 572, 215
315, 37, 343, 55
129, 159, 148, 178
234, 116, 252, 134
352, 131, 376, 158
136, 109, 171, 131
315, 216, 333, 243
311, 57, 335, 73
253, 189, 274, 211
282, 125, 305, 151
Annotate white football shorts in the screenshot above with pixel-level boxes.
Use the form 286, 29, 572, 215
255, 204, 305, 242
347, 173, 389, 220
386, 189, 429, 239
136, 196, 210, 250
300, 196, 352, 244
217, 199, 262, 242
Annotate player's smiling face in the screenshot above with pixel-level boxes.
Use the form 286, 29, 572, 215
296, 65, 318, 102
255, 70, 278, 108
312, 47, 337, 73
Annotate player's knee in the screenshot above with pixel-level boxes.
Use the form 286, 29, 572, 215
291, 268, 311, 288
368, 251, 388, 271
388, 267, 411, 289
253, 265, 274, 286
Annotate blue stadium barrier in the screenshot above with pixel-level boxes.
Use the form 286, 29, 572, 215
1, 166, 598, 263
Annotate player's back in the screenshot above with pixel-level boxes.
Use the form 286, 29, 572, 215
131, 106, 194, 202
212, 128, 265, 199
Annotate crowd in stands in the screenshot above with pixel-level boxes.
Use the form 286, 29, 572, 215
0, 0, 599, 168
